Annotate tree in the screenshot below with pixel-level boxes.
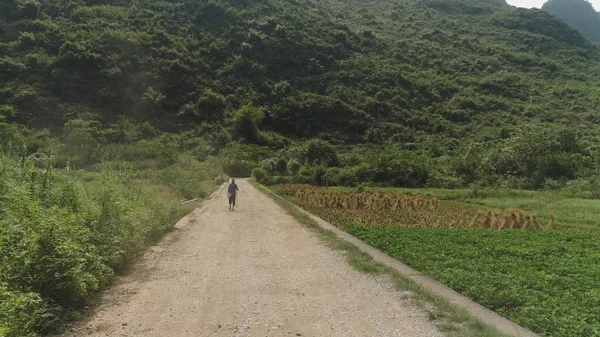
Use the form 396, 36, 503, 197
63, 119, 104, 167
275, 158, 287, 175
252, 168, 269, 184
288, 159, 301, 175
231, 104, 265, 144
302, 139, 339, 167
1, 0, 40, 21
262, 159, 276, 173
198, 90, 227, 122
179, 90, 227, 123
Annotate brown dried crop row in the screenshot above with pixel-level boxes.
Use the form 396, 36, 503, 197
277, 185, 555, 231
277, 184, 316, 196
471, 210, 555, 230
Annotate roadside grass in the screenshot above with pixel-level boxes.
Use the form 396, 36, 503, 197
0, 151, 222, 337
250, 180, 508, 337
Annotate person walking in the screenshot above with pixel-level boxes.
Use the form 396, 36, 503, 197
228, 178, 239, 211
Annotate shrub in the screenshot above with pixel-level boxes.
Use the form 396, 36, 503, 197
297, 166, 314, 184
372, 152, 430, 187
262, 158, 276, 173
178, 90, 227, 123
275, 158, 287, 175
313, 166, 328, 186
302, 139, 339, 167
353, 163, 376, 183
252, 168, 270, 184
288, 159, 301, 175
63, 119, 104, 167
104, 139, 178, 169
223, 158, 252, 177
272, 93, 372, 139
329, 167, 359, 187
231, 104, 265, 144
214, 175, 227, 186
0, 285, 52, 337
156, 164, 209, 199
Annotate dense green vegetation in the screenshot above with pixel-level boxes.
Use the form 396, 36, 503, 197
543, 0, 600, 42
0, 123, 222, 337
3, 0, 600, 189
345, 225, 600, 337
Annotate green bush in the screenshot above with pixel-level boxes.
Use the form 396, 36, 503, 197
296, 166, 314, 184
104, 139, 179, 169
178, 90, 227, 123
371, 152, 430, 187
331, 167, 360, 187
223, 159, 252, 177
275, 158, 287, 175
312, 166, 328, 186
62, 119, 104, 168
301, 139, 339, 167
0, 284, 51, 337
252, 167, 270, 184
288, 159, 301, 176
231, 104, 265, 144
214, 175, 227, 186
261, 158, 276, 173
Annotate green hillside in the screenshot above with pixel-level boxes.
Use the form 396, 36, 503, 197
543, 0, 600, 42
3, 0, 600, 189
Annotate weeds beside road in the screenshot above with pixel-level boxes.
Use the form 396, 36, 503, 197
0, 152, 221, 337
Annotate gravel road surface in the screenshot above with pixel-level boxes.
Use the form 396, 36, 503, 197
60, 179, 442, 337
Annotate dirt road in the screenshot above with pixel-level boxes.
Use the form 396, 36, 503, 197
62, 179, 442, 337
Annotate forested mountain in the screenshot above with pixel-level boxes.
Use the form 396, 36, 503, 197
2, 0, 600, 188
543, 0, 600, 42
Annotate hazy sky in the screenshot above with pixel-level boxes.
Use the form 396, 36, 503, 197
505, 0, 600, 11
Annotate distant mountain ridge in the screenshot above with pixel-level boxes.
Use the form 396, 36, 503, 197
543, 0, 600, 41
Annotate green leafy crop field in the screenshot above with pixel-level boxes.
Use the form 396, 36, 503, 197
345, 225, 600, 337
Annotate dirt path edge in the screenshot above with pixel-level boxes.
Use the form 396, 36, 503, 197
255, 182, 539, 337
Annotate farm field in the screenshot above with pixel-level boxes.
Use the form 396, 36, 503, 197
273, 184, 600, 337
322, 186, 600, 230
